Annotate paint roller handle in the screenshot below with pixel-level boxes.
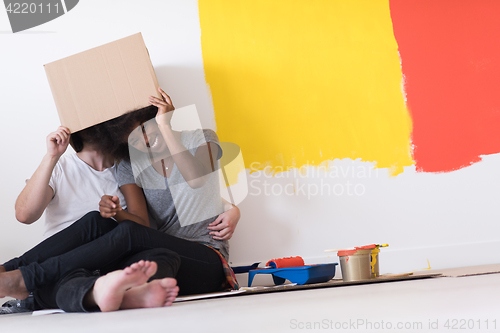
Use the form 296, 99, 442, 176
325, 244, 387, 253
324, 247, 355, 253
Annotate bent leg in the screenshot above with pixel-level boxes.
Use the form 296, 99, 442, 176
3, 212, 117, 271
99, 221, 225, 295
54, 262, 157, 312
102, 248, 181, 281
111, 222, 225, 295
40, 269, 98, 311
41, 248, 180, 312
86, 260, 158, 312
56, 261, 177, 312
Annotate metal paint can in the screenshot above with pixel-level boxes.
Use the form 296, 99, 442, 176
337, 248, 372, 282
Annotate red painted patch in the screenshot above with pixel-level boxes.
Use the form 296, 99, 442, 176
389, 0, 500, 172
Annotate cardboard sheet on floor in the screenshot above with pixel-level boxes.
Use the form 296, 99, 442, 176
412, 263, 500, 278
172, 273, 442, 303
32, 309, 65, 316
174, 289, 246, 303
239, 273, 442, 296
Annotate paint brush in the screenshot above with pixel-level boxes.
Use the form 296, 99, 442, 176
324, 244, 389, 253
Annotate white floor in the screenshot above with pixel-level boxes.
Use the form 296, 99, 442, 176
1, 273, 499, 333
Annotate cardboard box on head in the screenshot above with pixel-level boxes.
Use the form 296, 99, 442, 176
44, 33, 160, 133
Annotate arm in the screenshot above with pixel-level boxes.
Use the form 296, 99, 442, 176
149, 88, 219, 188
207, 199, 241, 241
15, 127, 70, 224
99, 184, 150, 228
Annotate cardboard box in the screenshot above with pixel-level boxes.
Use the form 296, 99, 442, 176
44, 33, 160, 133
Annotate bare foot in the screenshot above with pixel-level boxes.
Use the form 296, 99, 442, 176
0, 270, 29, 300
92, 260, 158, 312
120, 278, 179, 309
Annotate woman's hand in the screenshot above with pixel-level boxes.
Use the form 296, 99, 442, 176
149, 87, 175, 127
99, 195, 122, 218
207, 206, 240, 240
46, 126, 70, 159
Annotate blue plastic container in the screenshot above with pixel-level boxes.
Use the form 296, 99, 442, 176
247, 263, 338, 287
231, 262, 261, 274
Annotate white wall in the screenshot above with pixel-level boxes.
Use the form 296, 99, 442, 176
1, 1, 499, 288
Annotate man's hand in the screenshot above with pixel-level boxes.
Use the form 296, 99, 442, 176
99, 195, 122, 218
46, 126, 70, 159
207, 206, 240, 240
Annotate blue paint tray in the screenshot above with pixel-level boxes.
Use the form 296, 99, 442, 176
248, 263, 338, 287
231, 262, 260, 274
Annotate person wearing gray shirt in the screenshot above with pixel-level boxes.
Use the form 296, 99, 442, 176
116, 128, 228, 259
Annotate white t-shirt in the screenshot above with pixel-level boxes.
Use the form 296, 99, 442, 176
43, 153, 126, 238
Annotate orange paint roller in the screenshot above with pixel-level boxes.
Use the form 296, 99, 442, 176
266, 256, 305, 268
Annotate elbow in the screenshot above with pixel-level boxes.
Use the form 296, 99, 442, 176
15, 211, 34, 224
14, 203, 36, 224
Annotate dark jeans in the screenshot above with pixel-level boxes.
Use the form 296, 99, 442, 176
3, 212, 225, 304
3, 212, 118, 271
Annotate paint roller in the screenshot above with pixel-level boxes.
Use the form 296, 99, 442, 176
266, 256, 305, 268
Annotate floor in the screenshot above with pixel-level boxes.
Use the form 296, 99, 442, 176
1, 270, 499, 333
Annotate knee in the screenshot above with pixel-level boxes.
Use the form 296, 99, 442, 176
114, 219, 145, 237
74, 211, 117, 234
144, 249, 181, 280
81, 211, 102, 221
148, 248, 181, 266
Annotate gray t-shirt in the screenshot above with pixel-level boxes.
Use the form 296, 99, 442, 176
116, 129, 229, 259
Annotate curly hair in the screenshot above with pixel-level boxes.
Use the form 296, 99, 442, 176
70, 105, 158, 160
70, 122, 113, 154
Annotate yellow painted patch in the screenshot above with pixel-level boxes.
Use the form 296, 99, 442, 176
199, 0, 413, 175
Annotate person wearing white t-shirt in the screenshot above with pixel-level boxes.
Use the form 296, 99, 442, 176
15, 126, 135, 234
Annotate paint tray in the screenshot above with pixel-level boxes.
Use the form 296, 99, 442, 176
248, 263, 338, 287
231, 262, 260, 274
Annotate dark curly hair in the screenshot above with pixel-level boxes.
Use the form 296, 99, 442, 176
70, 122, 113, 154
70, 105, 158, 160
